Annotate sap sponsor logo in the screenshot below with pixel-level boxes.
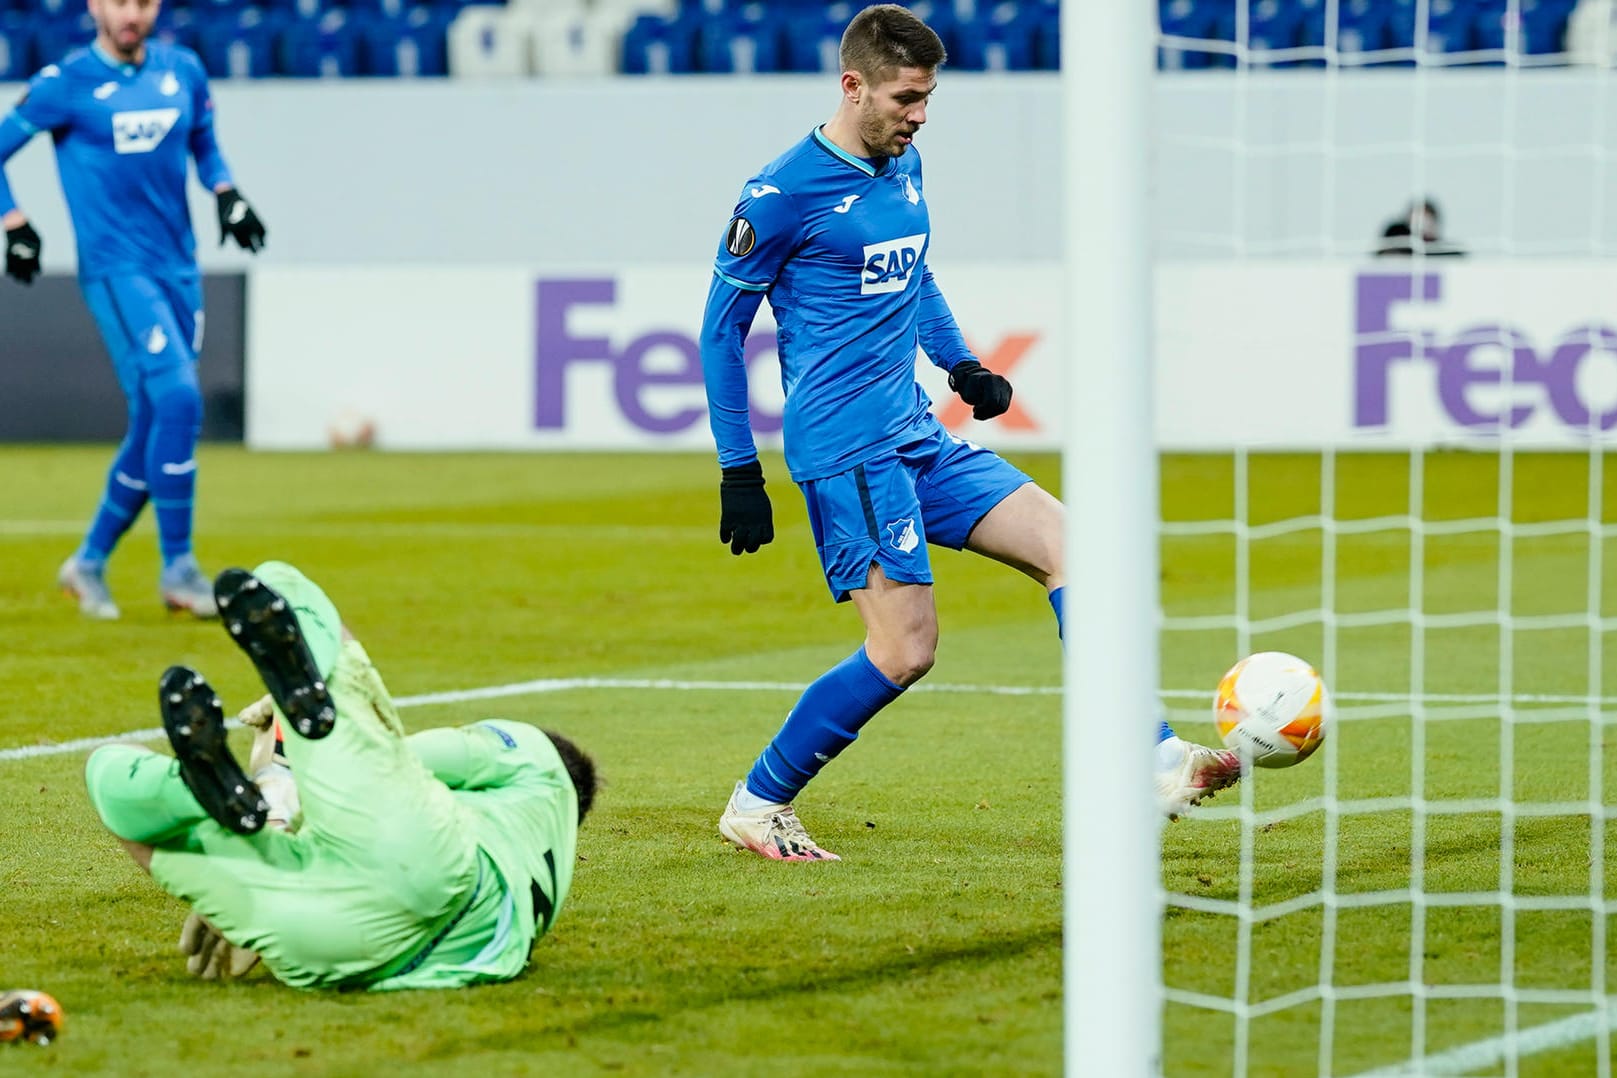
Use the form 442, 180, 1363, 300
1356, 273, 1617, 433
112, 108, 179, 154
533, 277, 1035, 437
861, 232, 927, 296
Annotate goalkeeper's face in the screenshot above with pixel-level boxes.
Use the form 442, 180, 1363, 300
856, 66, 935, 158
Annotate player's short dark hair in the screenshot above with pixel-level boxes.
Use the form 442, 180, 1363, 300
840, 3, 947, 83
543, 730, 598, 824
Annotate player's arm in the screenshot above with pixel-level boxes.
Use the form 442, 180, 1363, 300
406, 725, 531, 791
918, 268, 1012, 421
699, 181, 801, 555
184, 53, 266, 253
0, 69, 69, 285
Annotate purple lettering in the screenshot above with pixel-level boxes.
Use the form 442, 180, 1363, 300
615, 331, 704, 433
1354, 272, 1440, 427
535, 276, 784, 437
1544, 326, 1617, 431
1433, 326, 1539, 429
535, 278, 616, 429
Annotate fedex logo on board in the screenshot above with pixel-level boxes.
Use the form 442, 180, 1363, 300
533, 278, 1041, 436
1355, 273, 1617, 433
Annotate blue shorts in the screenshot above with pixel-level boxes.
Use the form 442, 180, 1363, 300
799, 426, 1031, 602
81, 274, 203, 397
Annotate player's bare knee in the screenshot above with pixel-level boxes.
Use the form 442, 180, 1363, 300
869, 637, 936, 686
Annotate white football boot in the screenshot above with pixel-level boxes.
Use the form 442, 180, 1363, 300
718, 781, 840, 861
58, 556, 119, 620
1156, 736, 1243, 820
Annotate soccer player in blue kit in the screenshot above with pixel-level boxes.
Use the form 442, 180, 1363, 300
700, 4, 1243, 861
0, 0, 267, 620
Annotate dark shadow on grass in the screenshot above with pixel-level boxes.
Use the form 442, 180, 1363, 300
417, 923, 1062, 1058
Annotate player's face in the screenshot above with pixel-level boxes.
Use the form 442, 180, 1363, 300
90, 0, 160, 59
856, 67, 935, 158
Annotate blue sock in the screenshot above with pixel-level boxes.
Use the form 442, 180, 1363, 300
80, 443, 150, 563
745, 647, 904, 804
1051, 585, 1175, 742
146, 374, 202, 566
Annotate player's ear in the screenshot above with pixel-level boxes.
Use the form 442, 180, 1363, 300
841, 70, 862, 104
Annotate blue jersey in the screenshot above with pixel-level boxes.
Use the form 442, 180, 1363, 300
700, 126, 975, 482
0, 41, 232, 281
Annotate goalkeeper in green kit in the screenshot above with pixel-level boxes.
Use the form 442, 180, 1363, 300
84, 561, 596, 990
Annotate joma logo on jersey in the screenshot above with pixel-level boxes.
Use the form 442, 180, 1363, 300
860, 233, 927, 295
112, 108, 180, 154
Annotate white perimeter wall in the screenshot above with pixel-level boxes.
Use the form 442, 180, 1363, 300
7, 71, 1617, 450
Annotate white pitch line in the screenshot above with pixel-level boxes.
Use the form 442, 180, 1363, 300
1352, 1004, 1617, 1076
8, 676, 1617, 765
0, 677, 1061, 763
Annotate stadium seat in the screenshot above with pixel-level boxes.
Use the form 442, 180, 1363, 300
780, 11, 842, 72
696, 12, 786, 74
447, 5, 531, 77
32, 15, 96, 67
279, 12, 363, 77
1159, 0, 1224, 70
528, 8, 628, 76
358, 7, 451, 76
952, 6, 1036, 71
620, 13, 700, 74
196, 9, 283, 78
0, 16, 30, 80
1212, 0, 1302, 67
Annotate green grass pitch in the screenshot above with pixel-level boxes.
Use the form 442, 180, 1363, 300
0, 446, 1612, 1077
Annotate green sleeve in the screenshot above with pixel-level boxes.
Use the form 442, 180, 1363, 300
406, 725, 531, 791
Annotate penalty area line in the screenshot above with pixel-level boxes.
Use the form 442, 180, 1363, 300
1352, 1003, 1617, 1076
0, 676, 1061, 763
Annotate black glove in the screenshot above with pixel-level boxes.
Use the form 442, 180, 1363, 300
4, 220, 41, 284
719, 459, 774, 556
948, 358, 1013, 421
216, 189, 266, 252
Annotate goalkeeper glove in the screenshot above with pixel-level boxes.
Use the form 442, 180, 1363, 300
216, 189, 266, 252
719, 459, 774, 556
947, 358, 1013, 421
179, 913, 261, 981
4, 220, 41, 284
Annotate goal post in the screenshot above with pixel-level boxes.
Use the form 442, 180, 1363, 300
1063, 2, 1162, 1076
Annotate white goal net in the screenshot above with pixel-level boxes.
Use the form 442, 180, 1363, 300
1150, 3, 1617, 1076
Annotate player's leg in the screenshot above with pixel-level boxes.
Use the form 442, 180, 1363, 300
58, 280, 163, 619
216, 561, 480, 920
140, 276, 215, 617
928, 434, 1241, 817
719, 457, 929, 862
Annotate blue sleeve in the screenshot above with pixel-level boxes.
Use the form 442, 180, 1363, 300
0, 69, 71, 217
184, 52, 232, 191
711, 177, 802, 292
701, 178, 802, 466
0, 114, 32, 217
917, 268, 975, 371
700, 274, 768, 468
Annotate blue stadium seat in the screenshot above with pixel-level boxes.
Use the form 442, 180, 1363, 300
32, 15, 96, 67
1159, 0, 1223, 71
620, 14, 700, 74
1519, 0, 1576, 55
1028, 2, 1060, 70
196, 9, 285, 78
279, 11, 363, 76
1213, 0, 1302, 68
952, 6, 1037, 72
780, 11, 841, 72
359, 7, 450, 76
696, 13, 785, 74
0, 15, 31, 80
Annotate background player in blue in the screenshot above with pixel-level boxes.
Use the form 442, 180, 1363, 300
700, 4, 1244, 861
0, 0, 267, 621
